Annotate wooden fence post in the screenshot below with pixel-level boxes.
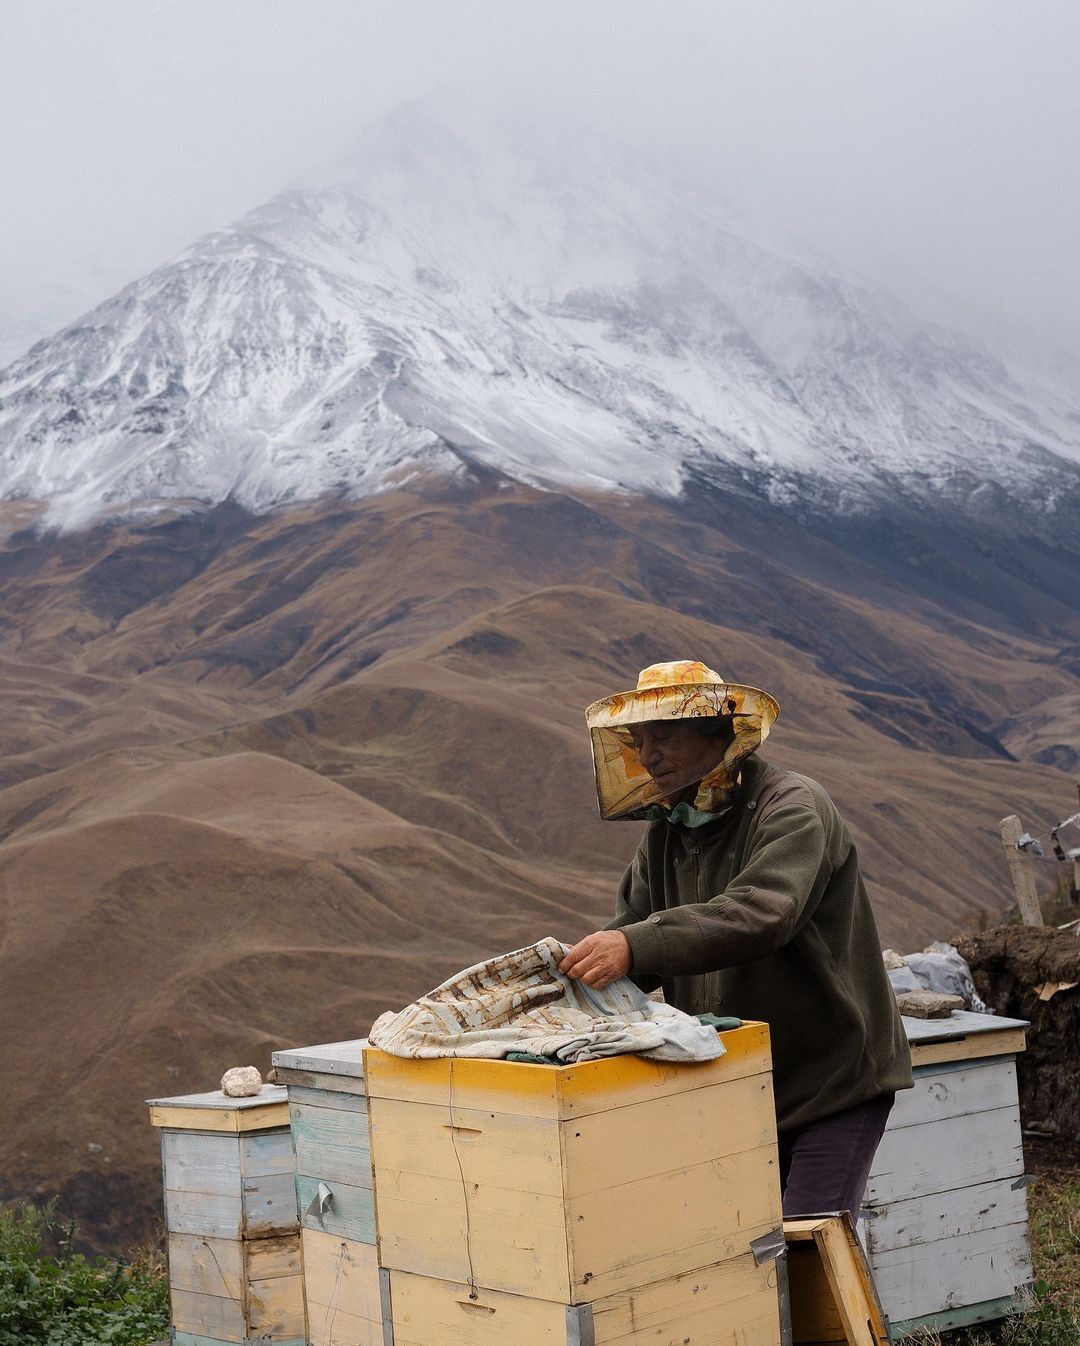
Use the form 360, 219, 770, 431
998, 814, 1044, 926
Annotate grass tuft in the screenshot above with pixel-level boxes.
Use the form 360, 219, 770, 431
0, 1199, 168, 1346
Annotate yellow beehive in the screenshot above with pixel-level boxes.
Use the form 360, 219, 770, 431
389, 1250, 783, 1346
364, 1021, 783, 1316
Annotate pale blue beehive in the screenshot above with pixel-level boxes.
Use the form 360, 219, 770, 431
271, 1039, 389, 1346
148, 1086, 304, 1346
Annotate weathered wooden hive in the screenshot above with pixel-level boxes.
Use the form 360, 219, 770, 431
270, 1039, 385, 1346
147, 1086, 304, 1346
862, 1010, 1032, 1336
364, 1020, 785, 1345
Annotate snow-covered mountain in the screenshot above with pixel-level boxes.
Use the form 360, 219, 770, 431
2, 100, 1079, 531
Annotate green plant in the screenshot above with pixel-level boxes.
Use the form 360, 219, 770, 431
0, 1200, 168, 1346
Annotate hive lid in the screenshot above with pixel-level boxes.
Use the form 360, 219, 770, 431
146, 1084, 289, 1132
271, 1038, 368, 1079
902, 1009, 1028, 1043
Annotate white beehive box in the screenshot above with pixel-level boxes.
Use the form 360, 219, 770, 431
271, 1039, 388, 1346
861, 1011, 1032, 1336
148, 1087, 304, 1346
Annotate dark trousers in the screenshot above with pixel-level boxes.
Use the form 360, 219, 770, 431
778, 1092, 895, 1219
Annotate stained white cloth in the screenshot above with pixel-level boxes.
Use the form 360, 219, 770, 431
368, 937, 725, 1064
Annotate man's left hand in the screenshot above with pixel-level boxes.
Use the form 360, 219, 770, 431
559, 930, 632, 989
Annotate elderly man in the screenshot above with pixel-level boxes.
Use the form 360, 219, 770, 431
559, 660, 912, 1219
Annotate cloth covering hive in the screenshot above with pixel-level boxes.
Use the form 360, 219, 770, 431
368, 936, 725, 1063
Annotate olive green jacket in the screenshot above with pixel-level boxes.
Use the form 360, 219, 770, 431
606, 755, 912, 1131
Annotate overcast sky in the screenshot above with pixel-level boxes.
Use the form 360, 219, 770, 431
2, 1, 1078, 361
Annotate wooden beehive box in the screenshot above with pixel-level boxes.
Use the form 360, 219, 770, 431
148, 1087, 304, 1346
364, 1019, 784, 1335
388, 1249, 784, 1346
271, 1039, 388, 1346
861, 1010, 1032, 1337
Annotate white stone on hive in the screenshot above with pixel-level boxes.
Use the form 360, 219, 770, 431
220, 1066, 263, 1097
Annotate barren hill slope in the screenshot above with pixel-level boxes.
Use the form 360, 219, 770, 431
0, 480, 1077, 1252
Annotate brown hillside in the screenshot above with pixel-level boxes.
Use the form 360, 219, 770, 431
0, 481, 1076, 1252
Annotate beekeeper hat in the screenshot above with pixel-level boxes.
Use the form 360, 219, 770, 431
584, 661, 780, 821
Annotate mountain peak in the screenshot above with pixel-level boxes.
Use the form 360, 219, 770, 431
1, 98, 1079, 532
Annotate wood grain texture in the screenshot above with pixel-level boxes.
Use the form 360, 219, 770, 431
909, 1030, 1026, 1069
169, 1286, 246, 1341
370, 1096, 562, 1195
240, 1170, 299, 1237
363, 1050, 562, 1118
291, 1097, 374, 1189
171, 1336, 305, 1346
163, 1133, 241, 1199
301, 1228, 385, 1324
561, 1071, 776, 1194
290, 1086, 368, 1114
246, 1271, 306, 1336
273, 1039, 368, 1079
280, 1068, 366, 1094
374, 1165, 570, 1300
361, 1022, 770, 1120
245, 1233, 303, 1281
566, 1143, 781, 1301
864, 1178, 1029, 1254
239, 1129, 297, 1178
307, 1303, 387, 1346
389, 1252, 782, 1346
149, 1087, 290, 1133
888, 1292, 1030, 1338
164, 1189, 243, 1241
168, 1233, 244, 1301
787, 1241, 845, 1344
556, 1023, 773, 1120
865, 1105, 1023, 1204
368, 1043, 780, 1301
167, 1232, 304, 1339
296, 1172, 376, 1244
811, 1218, 888, 1346
589, 1252, 782, 1345
869, 1222, 1033, 1323
901, 1012, 1029, 1044
887, 1059, 1017, 1130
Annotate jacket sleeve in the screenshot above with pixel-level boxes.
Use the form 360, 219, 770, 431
617, 804, 831, 977
604, 838, 663, 993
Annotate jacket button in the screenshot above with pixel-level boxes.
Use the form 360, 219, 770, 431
650, 914, 662, 924
747, 800, 757, 810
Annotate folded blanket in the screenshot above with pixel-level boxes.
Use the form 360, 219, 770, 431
368, 937, 725, 1064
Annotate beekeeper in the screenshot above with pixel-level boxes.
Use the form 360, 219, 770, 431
559, 660, 912, 1218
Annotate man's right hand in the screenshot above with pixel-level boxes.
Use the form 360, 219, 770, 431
558, 930, 632, 990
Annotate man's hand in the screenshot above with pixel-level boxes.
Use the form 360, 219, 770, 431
559, 930, 632, 990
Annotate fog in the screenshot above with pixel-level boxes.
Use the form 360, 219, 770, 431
2, 0, 1078, 361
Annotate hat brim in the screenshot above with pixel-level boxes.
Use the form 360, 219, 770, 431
585, 681, 779, 730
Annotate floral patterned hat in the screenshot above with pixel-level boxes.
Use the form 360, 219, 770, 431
584, 660, 780, 821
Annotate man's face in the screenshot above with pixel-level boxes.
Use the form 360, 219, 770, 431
627, 720, 729, 798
